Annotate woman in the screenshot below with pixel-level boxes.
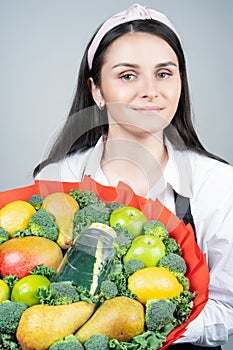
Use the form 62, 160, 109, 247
35, 4, 233, 349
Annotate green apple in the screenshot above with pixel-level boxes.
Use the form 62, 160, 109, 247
123, 235, 166, 267
109, 206, 147, 237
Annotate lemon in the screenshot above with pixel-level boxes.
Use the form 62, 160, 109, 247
128, 266, 183, 304
11, 274, 50, 306
0, 279, 10, 303
0, 200, 36, 237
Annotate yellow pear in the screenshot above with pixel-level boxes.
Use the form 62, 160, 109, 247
75, 296, 145, 343
42, 192, 79, 249
16, 301, 95, 350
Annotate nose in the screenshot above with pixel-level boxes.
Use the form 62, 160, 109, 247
140, 77, 158, 99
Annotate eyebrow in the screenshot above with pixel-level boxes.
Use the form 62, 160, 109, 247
155, 61, 177, 68
112, 61, 178, 69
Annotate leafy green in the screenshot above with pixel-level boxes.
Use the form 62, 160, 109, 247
109, 328, 171, 349
73, 204, 110, 234
30, 264, 55, 280
69, 189, 105, 209
171, 290, 196, 326
107, 256, 136, 298
105, 201, 125, 213
3, 275, 19, 289
0, 227, 9, 244
0, 333, 21, 350
36, 282, 98, 305
13, 228, 32, 238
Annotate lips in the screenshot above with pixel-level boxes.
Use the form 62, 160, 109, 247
137, 107, 162, 111
130, 104, 163, 111
132, 106, 164, 113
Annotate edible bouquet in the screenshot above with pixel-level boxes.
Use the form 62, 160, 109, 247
0, 176, 209, 350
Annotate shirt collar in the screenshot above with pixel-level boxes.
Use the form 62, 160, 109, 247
83, 136, 193, 198
83, 136, 108, 184
163, 138, 193, 198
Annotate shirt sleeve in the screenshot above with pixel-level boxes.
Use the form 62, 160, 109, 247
35, 151, 89, 182
176, 187, 233, 346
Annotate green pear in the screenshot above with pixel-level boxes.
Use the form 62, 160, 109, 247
16, 301, 95, 350
75, 296, 145, 343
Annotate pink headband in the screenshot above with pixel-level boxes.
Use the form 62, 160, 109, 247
87, 3, 181, 69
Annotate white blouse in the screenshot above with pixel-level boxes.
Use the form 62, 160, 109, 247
37, 137, 233, 346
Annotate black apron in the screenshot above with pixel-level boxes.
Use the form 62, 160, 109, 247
167, 192, 222, 350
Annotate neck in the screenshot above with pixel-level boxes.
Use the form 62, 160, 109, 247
101, 130, 168, 197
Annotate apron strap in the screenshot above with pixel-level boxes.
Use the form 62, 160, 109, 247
174, 190, 197, 241
172, 192, 222, 350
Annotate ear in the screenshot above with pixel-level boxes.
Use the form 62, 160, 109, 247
88, 78, 105, 107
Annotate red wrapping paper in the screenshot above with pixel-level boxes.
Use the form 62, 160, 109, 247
0, 176, 209, 348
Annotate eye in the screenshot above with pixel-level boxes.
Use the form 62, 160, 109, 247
119, 72, 136, 81
157, 71, 172, 79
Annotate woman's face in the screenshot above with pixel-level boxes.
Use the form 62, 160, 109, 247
91, 32, 181, 136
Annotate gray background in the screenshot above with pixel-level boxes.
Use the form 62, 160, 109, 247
0, 1, 233, 348
1, 0, 233, 192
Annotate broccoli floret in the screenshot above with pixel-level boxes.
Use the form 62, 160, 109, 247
84, 334, 109, 350
0, 333, 21, 350
49, 335, 84, 350
73, 204, 110, 235
145, 299, 176, 332
36, 283, 98, 305
113, 235, 132, 257
48, 281, 80, 305
157, 251, 189, 291
124, 259, 145, 276
100, 280, 118, 299
0, 301, 27, 334
105, 201, 125, 213
0, 227, 9, 244
28, 209, 59, 241
163, 237, 182, 255
158, 253, 187, 274
28, 194, 44, 210
111, 224, 134, 257
69, 189, 104, 209
143, 220, 168, 241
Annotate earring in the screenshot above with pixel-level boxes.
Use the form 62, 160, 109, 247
98, 100, 105, 110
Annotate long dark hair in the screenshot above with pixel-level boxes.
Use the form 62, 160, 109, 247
33, 19, 227, 177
